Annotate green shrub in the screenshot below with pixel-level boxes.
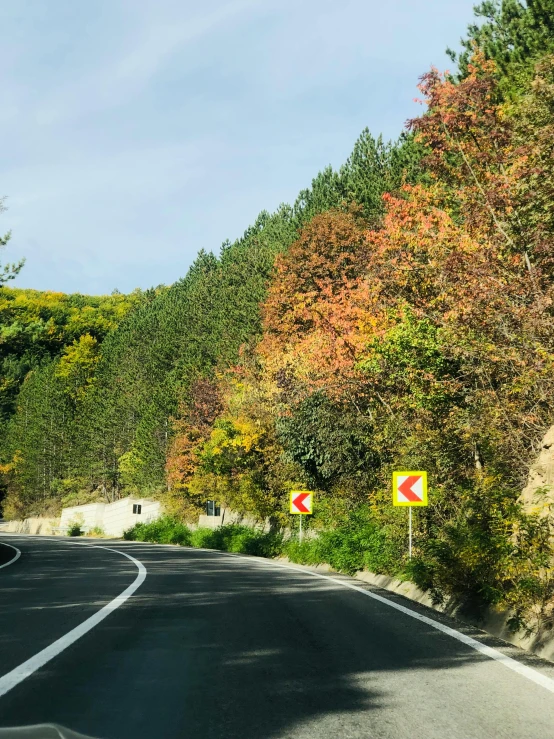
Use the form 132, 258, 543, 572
191, 524, 283, 557
123, 519, 283, 556
123, 516, 192, 545
67, 521, 83, 537
285, 507, 404, 576
283, 538, 322, 566
190, 527, 218, 549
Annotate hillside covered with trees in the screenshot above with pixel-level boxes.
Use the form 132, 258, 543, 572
2, 0, 554, 626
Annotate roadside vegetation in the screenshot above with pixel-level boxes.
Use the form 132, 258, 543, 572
124, 518, 283, 558
2, 1, 554, 631
67, 521, 84, 537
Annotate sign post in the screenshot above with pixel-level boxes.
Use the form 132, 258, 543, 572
409, 507, 412, 559
392, 471, 428, 559
290, 490, 314, 543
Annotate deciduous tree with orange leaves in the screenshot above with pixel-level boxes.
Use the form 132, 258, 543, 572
259, 207, 370, 396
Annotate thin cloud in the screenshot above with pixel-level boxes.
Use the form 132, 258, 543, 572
1, 0, 477, 294
31, 0, 266, 128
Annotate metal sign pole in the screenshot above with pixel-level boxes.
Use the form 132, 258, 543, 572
409, 507, 412, 560
299, 514, 303, 543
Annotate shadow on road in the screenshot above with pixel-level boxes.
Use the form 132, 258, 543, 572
1, 543, 553, 739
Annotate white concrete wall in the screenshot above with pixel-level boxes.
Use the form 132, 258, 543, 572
60, 503, 105, 533
197, 508, 268, 530
59, 498, 162, 537
102, 498, 161, 536
198, 506, 235, 529
0, 517, 60, 535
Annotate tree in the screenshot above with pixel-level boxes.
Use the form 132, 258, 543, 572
410, 52, 515, 247
410, 49, 554, 276
447, 0, 554, 96
2, 361, 72, 517
0, 286, 140, 428
165, 378, 223, 509
259, 208, 370, 394
55, 334, 99, 402
510, 53, 554, 265
0, 198, 24, 286
341, 130, 428, 222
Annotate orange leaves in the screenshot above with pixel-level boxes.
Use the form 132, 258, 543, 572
165, 379, 222, 493
409, 50, 516, 247
259, 209, 370, 392
164, 51, 554, 520
364, 186, 491, 323
256, 171, 548, 440
257, 184, 520, 399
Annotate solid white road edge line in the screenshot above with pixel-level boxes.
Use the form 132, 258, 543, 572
0, 542, 21, 570
187, 546, 554, 695
0, 544, 146, 699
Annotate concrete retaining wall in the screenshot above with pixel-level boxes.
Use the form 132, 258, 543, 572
274, 557, 554, 662
354, 570, 554, 663
0, 517, 60, 535
197, 507, 260, 529
59, 504, 105, 532
60, 498, 162, 537
1, 498, 163, 538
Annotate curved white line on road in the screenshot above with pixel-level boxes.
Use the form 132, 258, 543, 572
200, 548, 554, 695
0, 544, 146, 699
0, 542, 21, 570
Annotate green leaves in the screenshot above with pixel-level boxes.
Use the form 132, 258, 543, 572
449, 0, 554, 98
0, 198, 24, 287
2, 361, 73, 516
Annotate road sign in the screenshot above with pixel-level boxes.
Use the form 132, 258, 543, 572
290, 491, 313, 514
393, 471, 428, 560
393, 471, 428, 507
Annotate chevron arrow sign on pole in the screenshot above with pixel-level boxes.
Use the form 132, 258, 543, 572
392, 471, 428, 507
290, 491, 313, 514
393, 471, 428, 560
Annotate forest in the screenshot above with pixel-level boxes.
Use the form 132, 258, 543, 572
2, 0, 554, 626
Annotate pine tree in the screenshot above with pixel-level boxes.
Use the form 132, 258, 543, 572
447, 0, 554, 96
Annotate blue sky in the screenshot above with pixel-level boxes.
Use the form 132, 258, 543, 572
1, 0, 477, 295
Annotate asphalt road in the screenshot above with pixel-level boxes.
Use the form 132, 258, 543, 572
1, 536, 554, 739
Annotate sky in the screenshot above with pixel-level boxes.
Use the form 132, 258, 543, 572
1, 0, 478, 296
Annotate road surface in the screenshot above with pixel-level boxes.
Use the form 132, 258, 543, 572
1, 535, 554, 739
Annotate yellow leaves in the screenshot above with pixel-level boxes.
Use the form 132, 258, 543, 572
55, 334, 99, 400
0, 287, 139, 349
118, 450, 145, 488
207, 415, 262, 457
0, 450, 23, 477
232, 416, 261, 452
56, 333, 99, 377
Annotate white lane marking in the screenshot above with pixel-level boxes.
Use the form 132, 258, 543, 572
7, 537, 554, 695
0, 544, 146, 699
175, 546, 554, 695
0, 542, 21, 570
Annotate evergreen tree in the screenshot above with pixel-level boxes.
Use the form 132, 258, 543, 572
2, 361, 72, 516
448, 0, 554, 95
0, 197, 24, 287
0, 127, 427, 514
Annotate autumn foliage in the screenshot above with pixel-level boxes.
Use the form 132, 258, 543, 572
167, 49, 554, 626
259, 208, 369, 392
4, 10, 554, 629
